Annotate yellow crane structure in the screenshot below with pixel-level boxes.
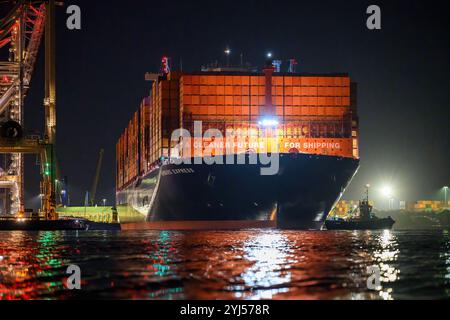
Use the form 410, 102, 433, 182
0, 0, 57, 220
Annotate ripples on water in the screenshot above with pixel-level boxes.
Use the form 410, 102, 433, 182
0, 229, 449, 300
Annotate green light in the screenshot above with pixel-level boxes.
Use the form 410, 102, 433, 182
44, 162, 51, 176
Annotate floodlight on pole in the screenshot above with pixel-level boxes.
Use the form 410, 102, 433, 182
381, 185, 393, 199
224, 47, 231, 66
444, 186, 449, 208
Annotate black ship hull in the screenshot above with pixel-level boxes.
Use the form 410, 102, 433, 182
116, 153, 359, 230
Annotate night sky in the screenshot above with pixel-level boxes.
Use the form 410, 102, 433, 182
21, 0, 449, 208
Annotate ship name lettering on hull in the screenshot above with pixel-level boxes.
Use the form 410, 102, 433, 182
162, 168, 195, 176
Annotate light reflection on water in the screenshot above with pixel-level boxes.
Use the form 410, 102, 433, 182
372, 230, 400, 300
239, 232, 293, 299
0, 229, 449, 300
0, 231, 68, 299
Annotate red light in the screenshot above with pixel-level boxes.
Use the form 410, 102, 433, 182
161, 56, 170, 74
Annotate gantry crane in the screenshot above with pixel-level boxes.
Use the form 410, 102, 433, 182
90, 148, 104, 206
0, 0, 57, 220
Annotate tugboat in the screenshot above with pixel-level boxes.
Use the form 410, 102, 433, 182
325, 185, 395, 230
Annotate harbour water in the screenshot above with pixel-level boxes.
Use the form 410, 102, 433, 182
0, 229, 449, 300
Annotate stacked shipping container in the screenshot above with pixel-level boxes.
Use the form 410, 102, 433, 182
117, 71, 359, 191
180, 74, 351, 122
139, 97, 151, 175
116, 99, 149, 190
180, 73, 357, 158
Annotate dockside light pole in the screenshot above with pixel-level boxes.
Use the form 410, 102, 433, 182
444, 186, 449, 208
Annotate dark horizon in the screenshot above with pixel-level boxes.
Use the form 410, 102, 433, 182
20, 0, 449, 208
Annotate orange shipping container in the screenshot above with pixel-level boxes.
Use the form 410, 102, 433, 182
117, 72, 357, 191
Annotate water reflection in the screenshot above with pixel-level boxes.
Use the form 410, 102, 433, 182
440, 230, 450, 297
371, 230, 400, 300
148, 231, 174, 277
144, 231, 183, 299
238, 231, 293, 299
0, 232, 67, 300
1, 230, 450, 299
93, 230, 184, 299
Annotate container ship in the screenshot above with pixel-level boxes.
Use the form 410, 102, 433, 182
116, 58, 360, 229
